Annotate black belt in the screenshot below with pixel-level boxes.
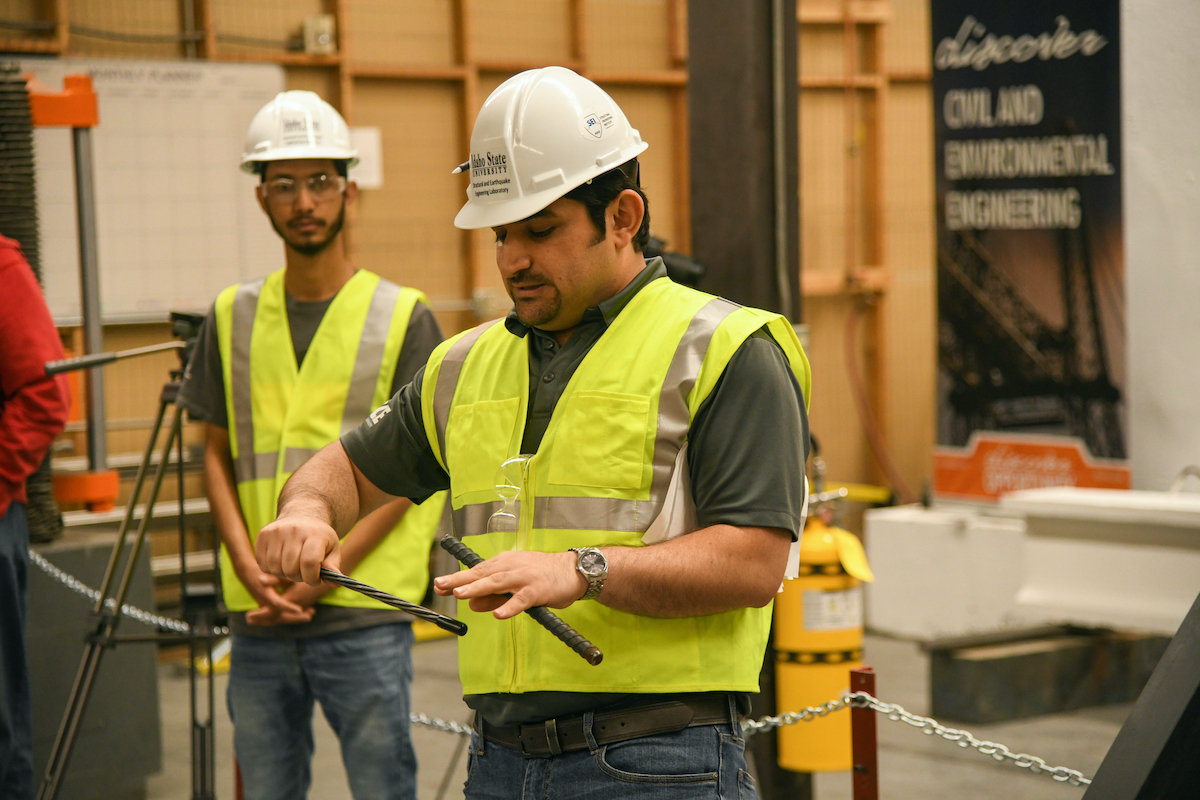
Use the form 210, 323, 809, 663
478, 695, 736, 758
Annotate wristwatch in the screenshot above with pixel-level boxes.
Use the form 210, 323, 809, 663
569, 547, 608, 600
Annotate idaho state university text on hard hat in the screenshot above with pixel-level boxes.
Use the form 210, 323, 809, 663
470, 151, 511, 198
281, 115, 320, 146
579, 109, 615, 141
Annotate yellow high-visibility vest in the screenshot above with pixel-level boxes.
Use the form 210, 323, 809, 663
215, 268, 445, 612
421, 276, 811, 694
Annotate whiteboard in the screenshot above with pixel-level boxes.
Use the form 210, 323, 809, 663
18, 58, 286, 323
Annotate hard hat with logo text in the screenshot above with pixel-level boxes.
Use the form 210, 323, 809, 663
239, 90, 358, 174
453, 66, 648, 230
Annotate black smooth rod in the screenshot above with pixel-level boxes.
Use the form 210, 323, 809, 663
439, 537, 603, 666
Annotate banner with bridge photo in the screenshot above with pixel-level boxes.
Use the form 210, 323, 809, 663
930, 0, 1129, 501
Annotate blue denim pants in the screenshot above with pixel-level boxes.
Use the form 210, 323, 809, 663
0, 503, 33, 800
464, 699, 758, 800
227, 622, 417, 800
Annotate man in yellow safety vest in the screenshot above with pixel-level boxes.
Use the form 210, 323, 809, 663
177, 90, 445, 800
254, 69, 811, 799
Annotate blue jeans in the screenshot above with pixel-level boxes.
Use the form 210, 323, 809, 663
0, 503, 33, 800
464, 702, 758, 800
227, 622, 417, 800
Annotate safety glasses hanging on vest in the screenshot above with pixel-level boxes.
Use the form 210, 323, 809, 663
488, 454, 534, 536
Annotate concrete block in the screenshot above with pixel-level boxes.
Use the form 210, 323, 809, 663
864, 505, 1026, 640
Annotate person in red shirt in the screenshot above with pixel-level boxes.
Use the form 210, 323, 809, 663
0, 234, 70, 800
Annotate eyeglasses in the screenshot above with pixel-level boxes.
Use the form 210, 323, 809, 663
262, 173, 346, 203
488, 455, 533, 534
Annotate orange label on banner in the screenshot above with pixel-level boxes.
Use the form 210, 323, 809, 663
935, 433, 1130, 502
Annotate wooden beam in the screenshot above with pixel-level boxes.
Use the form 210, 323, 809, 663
667, 0, 688, 67
801, 266, 889, 297
216, 51, 341, 67
454, 0, 483, 328
53, 0, 68, 53
331, 0, 353, 122
195, 0, 217, 59
588, 69, 688, 87
0, 38, 60, 54
670, 86, 691, 255
799, 0, 890, 24
348, 63, 469, 82
475, 58, 584, 74
568, 0, 589, 66
800, 75, 885, 89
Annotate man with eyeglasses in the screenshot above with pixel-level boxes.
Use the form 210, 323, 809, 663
177, 90, 445, 800
256, 69, 811, 799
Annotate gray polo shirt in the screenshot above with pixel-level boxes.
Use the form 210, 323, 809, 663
342, 258, 810, 726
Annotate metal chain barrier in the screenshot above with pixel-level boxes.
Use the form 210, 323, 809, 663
26, 549, 1096, 788
743, 691, 1092, 788
29, 549, 229, 636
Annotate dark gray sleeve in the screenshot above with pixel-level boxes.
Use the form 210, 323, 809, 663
176, 306, 228, 428
341, 364, 450, 504
687, 329, 810, 540
391, 301, 444, 396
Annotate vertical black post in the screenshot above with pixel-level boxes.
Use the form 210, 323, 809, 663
689, 0, 800, 322
690, 3, 806, 799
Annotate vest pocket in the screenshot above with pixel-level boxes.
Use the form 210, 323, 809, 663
549, 391, 650, 489
446, 397, 521, 499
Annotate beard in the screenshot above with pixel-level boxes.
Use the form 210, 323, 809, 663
270, 202, 346, 257
507, 273, 563, 328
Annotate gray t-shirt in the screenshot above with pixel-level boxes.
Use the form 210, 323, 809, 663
178, 282, 444, 639
341, 259, 810, 725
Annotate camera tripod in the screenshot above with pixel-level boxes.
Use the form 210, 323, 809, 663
37, 312, 221, 800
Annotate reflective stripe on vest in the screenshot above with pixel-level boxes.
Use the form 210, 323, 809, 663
433, 296, 738, 537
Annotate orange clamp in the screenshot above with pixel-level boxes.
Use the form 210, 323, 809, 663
28, 74, 99, 128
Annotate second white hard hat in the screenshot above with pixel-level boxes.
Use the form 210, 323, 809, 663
239, 90, 358, 174
453, 66, 648, 230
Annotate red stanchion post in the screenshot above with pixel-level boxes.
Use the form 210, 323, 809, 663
851, 666, 879, 800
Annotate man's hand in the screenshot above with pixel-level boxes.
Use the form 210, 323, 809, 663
255, 515, 341, 586
231, 555, 314, 625
433, 550, 588, 620
245, 575, 326, 626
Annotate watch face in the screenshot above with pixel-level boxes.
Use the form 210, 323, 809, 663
579, 551, 605, 576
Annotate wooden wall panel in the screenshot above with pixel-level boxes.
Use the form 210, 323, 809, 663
211, 0, 324, 56
350, 79, 467, 332
885, 0, 930, 74
68, 0, 181, 58
604, 86, 677, 248
586, 0, 670, 72
346, 0, 455, 66
285, 65, 339, 99
799, 25, 844, 78
800, 90, 847, 277
804, 295, 873, 483
883, 81, 935, 488
472, 0, 572, 64
0, 0, 41, 26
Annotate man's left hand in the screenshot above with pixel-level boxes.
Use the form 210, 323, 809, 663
433, 550, 587, 619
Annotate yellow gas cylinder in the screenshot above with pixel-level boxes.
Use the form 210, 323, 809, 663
774, 517, 874, 772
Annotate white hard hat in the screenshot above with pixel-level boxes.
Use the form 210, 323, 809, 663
453, 66, 648, 230
239, 90, 358, 174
